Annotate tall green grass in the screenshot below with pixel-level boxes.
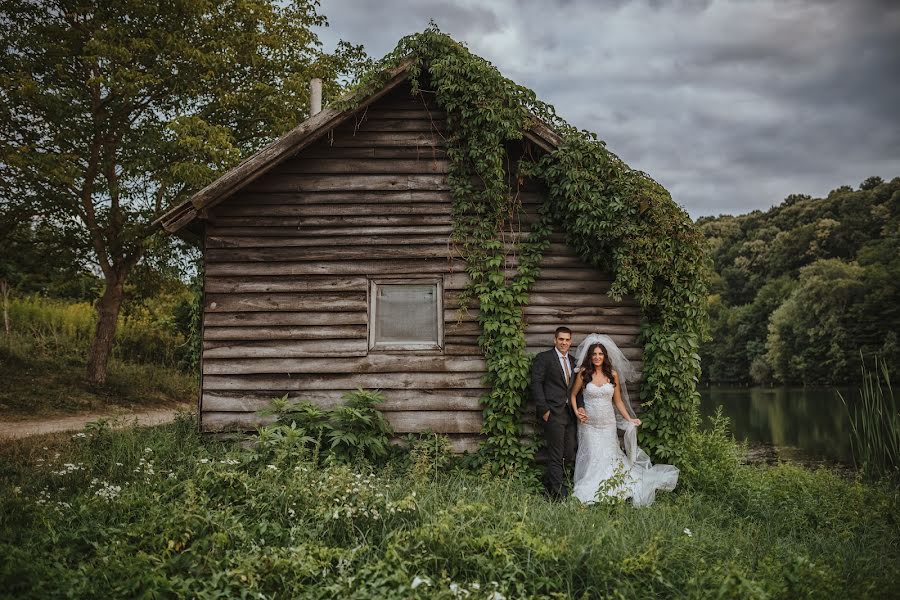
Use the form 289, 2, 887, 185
0, 295, 196, 416
840, 358, 900, 482
1, 415, 898, 599
6, 295, 191, 368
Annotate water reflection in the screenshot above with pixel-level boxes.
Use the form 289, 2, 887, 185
699, 387, 858, 464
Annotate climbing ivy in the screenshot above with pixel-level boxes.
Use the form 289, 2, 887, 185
347, 25, 710, 470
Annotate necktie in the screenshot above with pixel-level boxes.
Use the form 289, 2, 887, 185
562, 355, 571, 386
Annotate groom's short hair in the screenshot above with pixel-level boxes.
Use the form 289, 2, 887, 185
554, 326, 572, 338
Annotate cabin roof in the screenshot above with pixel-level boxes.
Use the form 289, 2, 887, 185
154, 58, 565, 235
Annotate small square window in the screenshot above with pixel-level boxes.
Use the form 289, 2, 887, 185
369, 280, 443, 351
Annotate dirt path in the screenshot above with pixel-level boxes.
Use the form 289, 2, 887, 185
0, 404, 192, 440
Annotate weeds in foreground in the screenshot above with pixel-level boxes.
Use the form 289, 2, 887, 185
840, 358, 900, 483
1, 413, 898, 599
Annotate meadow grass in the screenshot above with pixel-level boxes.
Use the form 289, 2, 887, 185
1, 414, 897, 599
0, 295, 196, 416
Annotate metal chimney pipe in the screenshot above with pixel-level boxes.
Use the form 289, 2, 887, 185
309, 78, 322, 116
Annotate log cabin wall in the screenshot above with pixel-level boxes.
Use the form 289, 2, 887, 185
199, 83, 642, 451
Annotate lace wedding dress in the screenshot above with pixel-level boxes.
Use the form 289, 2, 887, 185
572, 382, 679, 507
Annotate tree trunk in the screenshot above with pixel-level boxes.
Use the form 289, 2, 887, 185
86, 274, 126, 385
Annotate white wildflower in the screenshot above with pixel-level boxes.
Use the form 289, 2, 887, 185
266, 464, 279, 471
411, 576, 431, 589
683, 528, 693, 537
144, 447, 153, 454
115, 462, 123, 467
199, 458, 210, 464
487, 592, 506, 600
72, 432, 87, 439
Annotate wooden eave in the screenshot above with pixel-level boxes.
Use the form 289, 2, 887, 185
155, 58, 566, 234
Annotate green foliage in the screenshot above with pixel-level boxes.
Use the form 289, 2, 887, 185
840, 358, 900, 483
700, 177, 900, 384
349, 25, 709, 466
0, 0, 368, 382
406, 432, 455, 482
4, 294, 192, 368
1, 421, 898, 598
264, 390, 394, 466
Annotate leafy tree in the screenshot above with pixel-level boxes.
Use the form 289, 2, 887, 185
0, 0, 367, 382
700, 176, 900, 384
765, 259, 866, 384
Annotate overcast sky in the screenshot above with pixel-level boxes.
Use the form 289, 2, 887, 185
316, 0, 900, 218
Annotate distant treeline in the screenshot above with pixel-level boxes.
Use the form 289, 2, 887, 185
698, 176, 900, 386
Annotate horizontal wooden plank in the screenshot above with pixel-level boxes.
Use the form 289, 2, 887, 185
207, 245, 455, 263
523, 323, 641, 336
283, 158, 451, 174
200, 410, 483, 435
523, 306, 643, 318
206, 225, 454, 238
203, 372, 488, 391
338, 118, 445, 133
525, 345, 643, 360
205, 276, 368, 294
201, 412, 276, 432
202, 355, 486, 375
526, 292, 639, 307
523, 314, 642, 325
357, 109, 447, 119
207, 235, 451, 249
532, 267, 610, 280
523, 332, 637, 348
323, 132, 447, 147
244, 174, 450, 194
202, 389, 485, 412
204, 325, 367, 341
224, 190, 451, 206
204, 293, 365, 313
272, 145, 451, 160
529, 279, 613, 293
204, 311, 367, 327
386, 411, 482, 434
202, 339, 368, 358
207, 215, 453, 227
212, 202, 452, 218
205, 259, 466, 277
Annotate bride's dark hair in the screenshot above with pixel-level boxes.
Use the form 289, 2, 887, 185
579, 343, 615, 387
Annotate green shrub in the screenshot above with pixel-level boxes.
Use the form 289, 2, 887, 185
678, 407, 745, 497
262, 389, 394, 466
1, 417, 898, 599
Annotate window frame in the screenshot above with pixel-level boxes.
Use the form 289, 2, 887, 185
367, 278, 444, 353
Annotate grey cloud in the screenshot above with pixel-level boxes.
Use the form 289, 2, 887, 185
317, 0, 900, 217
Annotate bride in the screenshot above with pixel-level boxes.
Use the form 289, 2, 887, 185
568, 334, 678, 506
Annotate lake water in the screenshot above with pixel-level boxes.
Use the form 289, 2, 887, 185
699, 386, 859, 466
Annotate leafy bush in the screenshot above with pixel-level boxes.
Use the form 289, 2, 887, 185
1, 418, 898, 599
678, 407, 745, 498
262, 389, 394, 466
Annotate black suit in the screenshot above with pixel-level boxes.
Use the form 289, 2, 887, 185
531, 348, 583, 498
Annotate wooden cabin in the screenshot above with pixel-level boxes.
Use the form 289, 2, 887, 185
157, 64, 643, 452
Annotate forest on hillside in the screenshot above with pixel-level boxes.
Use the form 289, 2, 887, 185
698, 176, 900, 386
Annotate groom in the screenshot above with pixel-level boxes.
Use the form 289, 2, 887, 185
531, 326, 585, 500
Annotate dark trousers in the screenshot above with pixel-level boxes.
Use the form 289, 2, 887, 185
542, 417, 577, 499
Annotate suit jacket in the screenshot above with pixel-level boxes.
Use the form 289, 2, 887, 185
531, 348, 583, 423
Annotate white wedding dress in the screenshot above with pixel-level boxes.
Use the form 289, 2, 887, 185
572, 382, 679, 507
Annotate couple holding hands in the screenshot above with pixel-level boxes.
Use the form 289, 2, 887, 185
531, 327, 679, 506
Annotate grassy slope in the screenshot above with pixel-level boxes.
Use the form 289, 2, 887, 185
0, 418, 897, 599
0, 343, 196, 418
